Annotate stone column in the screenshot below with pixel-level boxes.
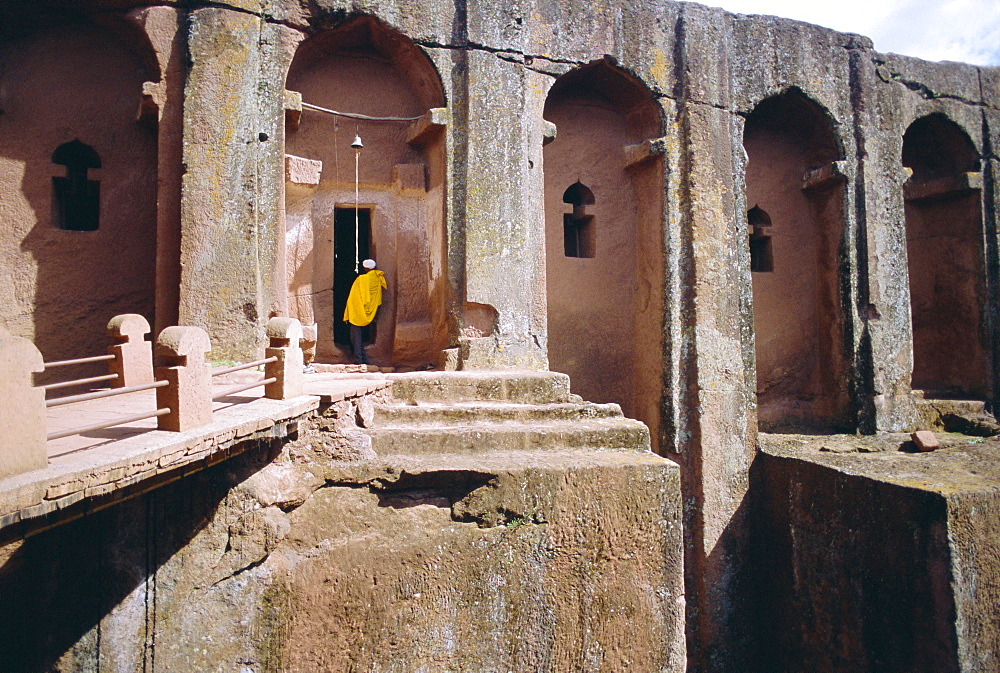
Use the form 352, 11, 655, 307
450, 1, 547, 369
178, 6, 285, 360
668, 5, 757, 669
853, 52, 919, 432
126, 5, 187, 335
984, 104, 1000, 406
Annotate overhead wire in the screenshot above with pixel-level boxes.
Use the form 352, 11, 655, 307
301, 101, 424, 122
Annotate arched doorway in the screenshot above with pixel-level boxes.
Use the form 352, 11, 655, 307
0, 17, 159, 365
284, 16, 448, 367
542, 60, 665, 448
902, 114, 990, 399
743, 89, 851, 432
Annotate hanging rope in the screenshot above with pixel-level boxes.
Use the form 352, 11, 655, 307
354, 139, 360, 274
333, 118, 340, 184
302, 101, 424, 122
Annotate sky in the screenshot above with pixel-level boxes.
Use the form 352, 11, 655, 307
691, 0, 1000, 66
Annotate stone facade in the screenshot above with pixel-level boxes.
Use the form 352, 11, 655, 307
2, 0, 1000, 671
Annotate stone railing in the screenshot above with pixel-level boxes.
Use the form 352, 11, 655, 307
0, 315, 305, 480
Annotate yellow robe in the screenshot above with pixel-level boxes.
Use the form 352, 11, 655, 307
343, 269, 386, 327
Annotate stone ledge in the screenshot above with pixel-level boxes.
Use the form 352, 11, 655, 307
0, 374, 391, 542
0, 395, 320, 542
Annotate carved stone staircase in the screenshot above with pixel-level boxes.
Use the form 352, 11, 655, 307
315, 370, 684, 665
334, 370, 663, 530
368, 370, 651, 457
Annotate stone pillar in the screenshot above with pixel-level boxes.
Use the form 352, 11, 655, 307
667, 5, 757, 669
126, 5, 187, 335
673, 100, 758, 671
0, 329, 46, 479
454, 48, 547, 369
178, 7, 285, 360
852, 51, 917, 432
155, 326, 212, 432
985, 111, 1000, 407
107, 314, 154, 387
264, 317, 304, 400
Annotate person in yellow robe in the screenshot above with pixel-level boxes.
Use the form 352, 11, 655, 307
343, 258, 386, 365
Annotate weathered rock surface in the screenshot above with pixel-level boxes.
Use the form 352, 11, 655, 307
0, 374, 685, 672
753, 433, 1000, 673
2, 0, 1000, 670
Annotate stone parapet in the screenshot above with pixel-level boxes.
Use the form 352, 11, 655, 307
0, 370, 392, 544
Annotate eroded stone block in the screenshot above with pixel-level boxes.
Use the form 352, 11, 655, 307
284, 154, 322, 185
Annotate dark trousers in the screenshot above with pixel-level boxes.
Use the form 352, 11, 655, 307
349, 324, 370, 365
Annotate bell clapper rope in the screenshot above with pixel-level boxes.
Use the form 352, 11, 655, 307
351, 132, 363, 274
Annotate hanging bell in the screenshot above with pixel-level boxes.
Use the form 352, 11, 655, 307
351, 135, 364, 149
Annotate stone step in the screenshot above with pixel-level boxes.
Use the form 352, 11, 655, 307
912, 395, 996, 433
372, 401, 624, 427
913, 395, 989, 416
321, 448, 679, 528
385, 370, 572, 405
366, 417, 650, 455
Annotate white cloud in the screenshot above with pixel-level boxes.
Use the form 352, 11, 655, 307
690, 0, 1000, 65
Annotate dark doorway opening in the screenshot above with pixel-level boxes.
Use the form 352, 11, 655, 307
333, 206, 372, 346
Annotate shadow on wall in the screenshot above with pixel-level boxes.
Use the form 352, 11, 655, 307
748, 451, 959, 673
0, 441, 280, 672
743, 88, 852, 434
542, 58, 666, 451
688, 477, 758, 672
902, 113, 991, 401
0, 16, 158, 373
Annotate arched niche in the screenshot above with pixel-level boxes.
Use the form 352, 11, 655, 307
542, 59, 666, 450
283, 16, 448, 367
743, 88, 851, 432
0, 17, 158, 365
902, 114, 990, 399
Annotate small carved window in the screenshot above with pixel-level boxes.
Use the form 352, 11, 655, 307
563, 181, 595, 258
52, 140, 101, 231
748, 205, 773, 272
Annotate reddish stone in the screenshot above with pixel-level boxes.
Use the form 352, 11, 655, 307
911, 430, 940, 452
107, 314, 154, 387
155, 326, 212, 432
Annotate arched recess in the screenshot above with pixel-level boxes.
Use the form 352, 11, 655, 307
902, 114, 990, 399
542, 60, 665, 449
743, 89, 851, 432
284, 16, 448, 367
0, 17, 158, 365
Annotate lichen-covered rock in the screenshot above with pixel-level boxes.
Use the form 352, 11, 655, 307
754, 434, 1000, 673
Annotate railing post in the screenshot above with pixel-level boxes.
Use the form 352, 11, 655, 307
301, 322, 317, 368
155, 326, 212, 432
107, 314, 154, 387
0, 329, 47, 478
264, 317, 304, 400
